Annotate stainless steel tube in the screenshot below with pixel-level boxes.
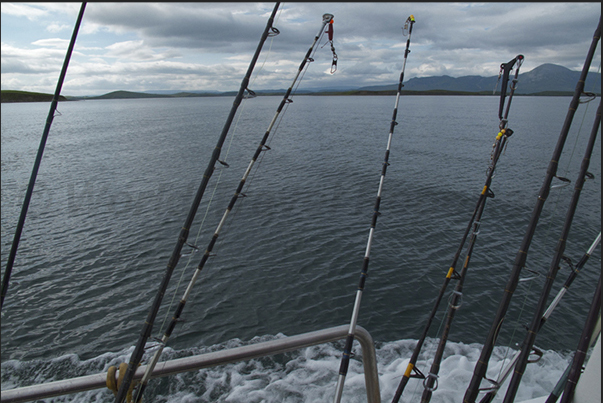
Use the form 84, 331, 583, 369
1, 325, 380, 403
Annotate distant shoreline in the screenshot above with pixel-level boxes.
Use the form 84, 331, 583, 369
1, 90, 68, 103
1, 89, 579, 103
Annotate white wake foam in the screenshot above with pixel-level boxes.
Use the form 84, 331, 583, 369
1, 336, 573, 402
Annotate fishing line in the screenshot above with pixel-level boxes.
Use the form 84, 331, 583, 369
113, 5, 284, 402
481, 233, 601, 403
558, 274, 601, 403
393, 53, 523, 403
129, 14, 336, 402
182, 109, 289, 322
156, 5, 287, 340
464, 18, 601, 402
559, 61, 600, 180
496, 51, 601, 377
502, 96, 601, 403
156, 30, 284, 337
173, 11, 327, 334
405, 290, 451, 403
248, 4, 284, 90
182, 107, 291, 322
184, 5, 328, 379
408, 316, 449, 403
205, 16, 328, 259
499, 80, 597, 330
219, 22, 328, 229
335, 14, 416, 403
491, 264, 538, 391
481, 132, 588, 402
157, 98, 250, 337
156, 21, 292, 331
220, 6, 327, 211
534, 57, 601, 260
1, 2, 86, 310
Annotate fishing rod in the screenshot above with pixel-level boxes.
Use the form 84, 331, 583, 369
0, 2, 86, 311
501, 98, 601, 403
113, 4, 282, 402
334, 15, 415, 403
478, 232, 601, 403
419, 55, 524, 403
546, 298, 601, 403
559, 274, 601, 403
391, 54, 523, 403
129, 13, 336, 403
463, 17, 601, 403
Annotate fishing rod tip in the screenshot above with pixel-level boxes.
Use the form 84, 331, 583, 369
323, 14, 334, 23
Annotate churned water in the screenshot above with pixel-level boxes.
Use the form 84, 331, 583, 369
1, 94, 601, 402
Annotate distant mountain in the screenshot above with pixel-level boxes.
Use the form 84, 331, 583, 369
142, 89, 222, 95
359, 64, 601, 95
516, 63, 598, 94
86, 90, 173, 99
72, 90, 238, 100
8, 64, 597, 102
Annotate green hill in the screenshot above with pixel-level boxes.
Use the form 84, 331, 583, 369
1, 90, 68, 103
81, 90, 233, 100
88, 90, 172, 100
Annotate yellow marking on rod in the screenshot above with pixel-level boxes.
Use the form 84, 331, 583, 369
404, 363, 414, 377
496, 131, 504, 140
410, 15, 415, 22
481, 185, 488, 195
446, 267, 455, 278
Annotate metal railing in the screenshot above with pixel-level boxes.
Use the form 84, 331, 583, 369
1, 325, 380, 403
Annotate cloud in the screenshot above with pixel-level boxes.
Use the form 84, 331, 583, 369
103, 40, 181, 61
0, 3, 48, 20
0, 42, 67, 74
83, 3, 268, 52
1, 2, 600, 96
32, 38, 70, 49
0, 2, 81, 20
46, 23, 73, 33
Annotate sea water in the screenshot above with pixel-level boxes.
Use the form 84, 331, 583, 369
1, 95, 601, 402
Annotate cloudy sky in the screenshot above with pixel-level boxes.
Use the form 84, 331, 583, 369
1, 2, 601, 96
